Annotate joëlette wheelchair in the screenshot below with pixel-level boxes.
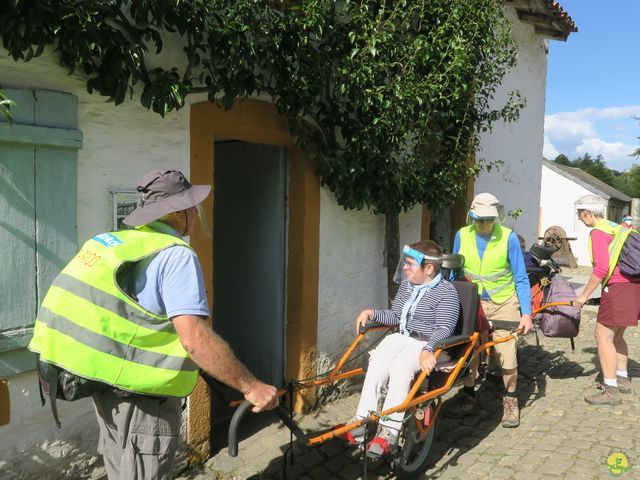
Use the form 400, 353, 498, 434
224, 254, 526, 479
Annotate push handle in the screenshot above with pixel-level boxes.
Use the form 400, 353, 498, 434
227, 401, 310, 457
228, 401, 252, 457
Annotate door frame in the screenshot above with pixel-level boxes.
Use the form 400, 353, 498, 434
188, 99, 320, 457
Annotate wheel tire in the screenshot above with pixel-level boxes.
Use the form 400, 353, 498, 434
393, 404, 438, 479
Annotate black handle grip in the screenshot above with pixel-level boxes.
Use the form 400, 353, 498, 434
228, 401, 252, 457
227, 402, 309, 457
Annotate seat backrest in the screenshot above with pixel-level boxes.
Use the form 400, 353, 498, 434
441, 253, 465, 281
451, 280, 479, 337
530, 243, 556, 261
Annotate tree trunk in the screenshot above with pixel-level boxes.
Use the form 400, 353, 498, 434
385, 211, 400, 305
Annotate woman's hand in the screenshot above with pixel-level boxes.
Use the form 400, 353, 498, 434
355, 309, 373, 334
574, 293, 589, 309
419, 350, 436, 374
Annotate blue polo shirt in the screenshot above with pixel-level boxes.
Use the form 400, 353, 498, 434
129, 221, 210, 319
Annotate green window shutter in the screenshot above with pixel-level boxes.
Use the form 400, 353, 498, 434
0, 89, 81, 377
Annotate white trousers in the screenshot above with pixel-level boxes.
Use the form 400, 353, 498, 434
356, 332, 426, 434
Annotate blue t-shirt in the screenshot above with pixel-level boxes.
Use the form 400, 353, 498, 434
130, 221, 210, 319
453, 229, 532, 315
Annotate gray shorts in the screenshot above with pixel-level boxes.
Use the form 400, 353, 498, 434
93, 390, 182, 480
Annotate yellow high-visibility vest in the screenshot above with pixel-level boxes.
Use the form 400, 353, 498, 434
458, 224, 515, 304
28, 226, 199, 397
589, 218, 633, 286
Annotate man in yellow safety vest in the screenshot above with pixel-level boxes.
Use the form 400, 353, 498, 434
29, 169, 278, 479
445, 193, 532, 428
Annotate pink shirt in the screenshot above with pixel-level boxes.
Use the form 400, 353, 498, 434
591, 229, 640, 284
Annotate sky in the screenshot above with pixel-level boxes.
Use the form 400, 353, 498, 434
544, 0, 640, 171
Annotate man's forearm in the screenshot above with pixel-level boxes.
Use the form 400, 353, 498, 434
174, 315, 256, 393
194, 329, 256, 392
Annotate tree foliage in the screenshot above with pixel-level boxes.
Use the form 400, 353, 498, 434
572, 153, 616, 186
612, 164, 640, 199
553, 153, 571, 166
0, 0, 522, 214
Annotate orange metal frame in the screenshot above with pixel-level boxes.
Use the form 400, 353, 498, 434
233, 301, 571, 447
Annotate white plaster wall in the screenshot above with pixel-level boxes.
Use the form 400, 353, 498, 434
0, 374, 104, 479
0, 47, 202, 476
540, 165, 605, 266
475, 6, 549, 248
316, 188, 422, 370
400, 206, 423, 249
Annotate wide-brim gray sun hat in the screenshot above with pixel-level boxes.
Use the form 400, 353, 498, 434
123, 169, 211, 227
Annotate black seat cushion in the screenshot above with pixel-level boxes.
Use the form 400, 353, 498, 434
443, 281, 479, 362
450, 280, 479, 337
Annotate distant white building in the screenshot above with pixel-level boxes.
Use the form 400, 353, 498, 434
540, 159, 632, 266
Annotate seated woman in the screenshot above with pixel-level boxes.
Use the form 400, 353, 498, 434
347, 240, 460, 458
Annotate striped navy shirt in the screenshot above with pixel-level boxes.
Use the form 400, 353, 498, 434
371, 279, 460, 352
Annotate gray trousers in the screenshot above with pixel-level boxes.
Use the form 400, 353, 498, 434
92, 390, 182, 480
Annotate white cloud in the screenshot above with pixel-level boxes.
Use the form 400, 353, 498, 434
595, 105, 640, 120
544, 113, 596, 141
544, 105, 640, 170
542, 136, 559, 159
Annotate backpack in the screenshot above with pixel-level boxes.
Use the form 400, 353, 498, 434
36, 357, 110, 428
538, 275, 581, 338
618, 231, 640, 277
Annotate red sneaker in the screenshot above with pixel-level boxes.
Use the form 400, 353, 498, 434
366, 428, 398, 458
333, 417, 366, 445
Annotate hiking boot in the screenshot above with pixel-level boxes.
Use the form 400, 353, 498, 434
584, 383, 622, 405
444, 389, 476, 418
366, 427, 398, 459
502, 396, 520, 428
334, 417, 366, 445
617, 376, 632, 394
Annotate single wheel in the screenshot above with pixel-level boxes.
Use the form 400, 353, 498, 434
543, 225, 566, 252
392, 402, 438, 479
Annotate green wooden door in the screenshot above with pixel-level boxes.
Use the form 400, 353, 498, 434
0, 88, 81, 377
213, 140, 287, 387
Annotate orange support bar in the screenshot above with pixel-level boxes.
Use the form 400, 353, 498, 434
307, 332, 481, 446
532, 301, 572, 315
